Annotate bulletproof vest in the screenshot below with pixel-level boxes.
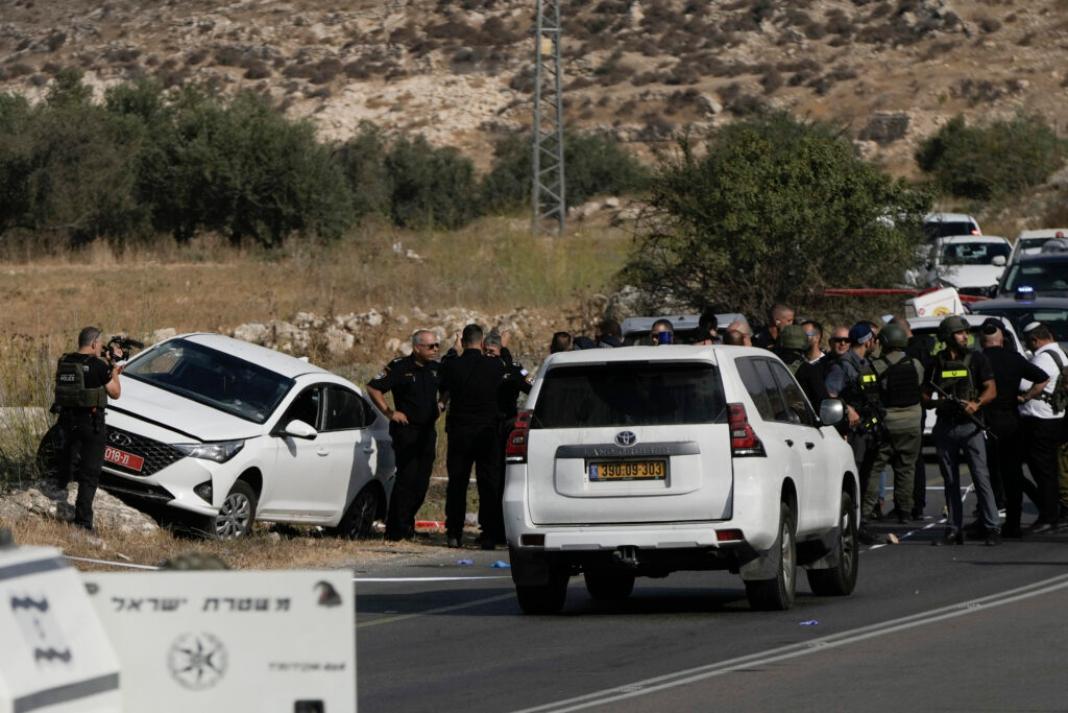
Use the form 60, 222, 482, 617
54, 353, 108, 410
874, 352, 921, 408
839, 356, 880, 410
935, 351, 977, 402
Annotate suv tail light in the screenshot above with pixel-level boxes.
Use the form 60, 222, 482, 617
505, 410, 533, 464
728, 403, 765, 457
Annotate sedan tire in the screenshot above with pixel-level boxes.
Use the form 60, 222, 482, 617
209, 480, 257, 540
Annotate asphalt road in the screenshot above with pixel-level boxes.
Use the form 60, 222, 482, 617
354, 464, 1068, 713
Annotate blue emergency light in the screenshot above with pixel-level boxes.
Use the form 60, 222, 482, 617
1015, 285, 1036, 302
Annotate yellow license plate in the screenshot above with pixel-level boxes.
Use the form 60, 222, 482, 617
588, 460, 667, 481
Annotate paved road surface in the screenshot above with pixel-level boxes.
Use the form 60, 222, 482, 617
355, 465, 1068, 713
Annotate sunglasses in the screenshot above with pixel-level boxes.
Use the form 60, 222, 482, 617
417, 342, 440, 348
830, 337, 849, 344
804, 332, 819, 338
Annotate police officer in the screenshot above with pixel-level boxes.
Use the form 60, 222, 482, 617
439, 324, 507, 549
773, 324, 826, 407
869, 324, 924, 524
484, 331, 533, 530
924, 315, 999, 545
54, 327, 123, 531
367, 330, 442, 541
825, 322, 883, 544
980, 320, 1048, 537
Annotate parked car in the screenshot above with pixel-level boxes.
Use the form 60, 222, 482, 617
997, 253, 1068, 298
620, 313, 747, 345
971, 296, 1068, 353
503, 345, 859, 614
924, 235, 1011, 296
923, 212, 981, 241
52, 333, 395, 539
1009, 229, 1068, 264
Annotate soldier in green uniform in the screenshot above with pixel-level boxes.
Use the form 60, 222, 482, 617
869, 324, 924, 524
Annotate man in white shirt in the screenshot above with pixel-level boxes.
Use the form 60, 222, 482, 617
1018, 322, 1067, 533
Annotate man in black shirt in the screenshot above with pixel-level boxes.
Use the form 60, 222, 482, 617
980, 320, 1048, 537
439, 324, 507, 548
54, 326, 123, 531
924, 316, 998, 545
367, 330, 442, 541
753, 303, 794, 350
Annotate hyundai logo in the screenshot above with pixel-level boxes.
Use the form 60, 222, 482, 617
108, 432, 133, 448
614, 431, 637, 447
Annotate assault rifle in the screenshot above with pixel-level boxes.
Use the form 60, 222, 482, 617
929, 381, 997, 440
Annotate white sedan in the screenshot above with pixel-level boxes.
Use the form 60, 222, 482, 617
97, 333, 395, 539
925, 235, 1012, 297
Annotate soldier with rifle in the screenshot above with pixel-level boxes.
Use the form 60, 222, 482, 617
923, 315, 999, 546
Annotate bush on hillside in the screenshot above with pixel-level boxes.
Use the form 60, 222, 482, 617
386, 136, 480, 230
480, 131, 650, 214
916, 114, 1066, 200
622, 112, 931, 316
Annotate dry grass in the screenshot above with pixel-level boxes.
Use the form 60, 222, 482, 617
0, 217, 627, 342
5, 513, 440, 573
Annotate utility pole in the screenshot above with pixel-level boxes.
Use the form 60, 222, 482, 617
531, 0, 565, 235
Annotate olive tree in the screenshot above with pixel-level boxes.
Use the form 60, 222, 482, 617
622, 112, 930, 316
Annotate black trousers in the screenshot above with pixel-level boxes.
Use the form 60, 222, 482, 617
913, 408, 927, 512
384, 422, 437, 540
985, 408, 1039, 528
57, 409, 105, 530
1019, 416, 1063, 525
445, 423, 502, 541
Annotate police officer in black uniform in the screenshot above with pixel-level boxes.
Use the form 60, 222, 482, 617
439, 324, 507, 549
825, 322, 884, 544
367, 330, 442, 541
484, 331, 533, 518
54, 326, 123, 531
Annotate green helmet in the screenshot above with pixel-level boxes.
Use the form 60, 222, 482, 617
778, 324, 808, 351
879, 323, 909, 350
938, 315, 970, 341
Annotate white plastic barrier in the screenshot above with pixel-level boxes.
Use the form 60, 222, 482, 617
905, 286, 965, 319
0, 545, 122, 713
83, 570, 356, 713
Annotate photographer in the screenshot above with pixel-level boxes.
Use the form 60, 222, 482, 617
53, 326, 123, 532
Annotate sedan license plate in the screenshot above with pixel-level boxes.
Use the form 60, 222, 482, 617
588, 460, 667, 481
105, 446, 145, 473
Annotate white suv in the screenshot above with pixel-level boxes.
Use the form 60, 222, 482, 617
503, 345, 859, 614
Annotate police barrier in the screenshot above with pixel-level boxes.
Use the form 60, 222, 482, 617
83, 570, 356, 713
0, 544, 122, 713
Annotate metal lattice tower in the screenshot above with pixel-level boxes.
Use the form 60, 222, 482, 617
531, 0, 565, 235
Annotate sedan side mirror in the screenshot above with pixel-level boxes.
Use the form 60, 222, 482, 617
819, 399, 845, 427
992, 255, 1007, 267
283, 419, 318, 440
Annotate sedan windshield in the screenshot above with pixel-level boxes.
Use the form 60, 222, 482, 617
1001, 262, 1068, 294
534, 362, 727, 428
124, 339, 294, 423
940, 242, 1009, 265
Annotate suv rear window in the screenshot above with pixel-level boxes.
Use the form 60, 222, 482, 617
533, 362, 727, 428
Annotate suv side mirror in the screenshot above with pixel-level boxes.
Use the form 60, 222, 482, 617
283, 419, 318, 439
992, 255, 1007, 267
819, 399, 845, 427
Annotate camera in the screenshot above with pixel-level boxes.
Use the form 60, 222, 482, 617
104, 335, 144, 365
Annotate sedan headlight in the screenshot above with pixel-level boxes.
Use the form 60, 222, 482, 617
174, 440, 245, 463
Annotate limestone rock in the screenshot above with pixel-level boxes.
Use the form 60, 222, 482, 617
232, 322, 269, 345
151, 327, 178, 344
323, 326, 355, 355
2, 482, 160, 535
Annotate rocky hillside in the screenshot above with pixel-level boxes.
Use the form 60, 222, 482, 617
1, 0, 1066, 174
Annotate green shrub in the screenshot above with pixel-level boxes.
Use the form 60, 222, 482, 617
622, 112, 930, 316
480, 131, 650, 214
916, 114, 1066, 200
386, 135, 480, 230
336, 122, 393, 221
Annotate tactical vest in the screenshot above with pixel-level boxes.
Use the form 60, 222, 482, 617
840, 357, 881, 410
873, 352, 922, 408
935, 351, 977, 403
54, 354, 108, 410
